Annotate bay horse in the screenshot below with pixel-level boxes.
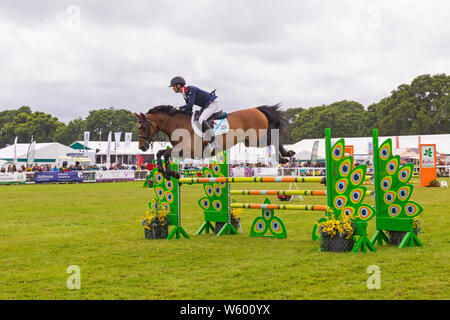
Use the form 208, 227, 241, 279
135, 104, 295, 180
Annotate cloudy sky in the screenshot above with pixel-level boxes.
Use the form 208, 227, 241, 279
0, 0, 448, 123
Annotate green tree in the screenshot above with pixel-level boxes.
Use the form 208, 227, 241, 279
374, 74, 449, 135
281, 107, 306, 144
357, 104, 378, 136
291, 101, 366, 140
0, 107, 32, 146
84, 107, 167, 142
54, 118, 86, 145
1, 107, 63, 145
84, 108, 140, 141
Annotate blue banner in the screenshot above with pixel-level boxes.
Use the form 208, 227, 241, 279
35, 171, 84, 183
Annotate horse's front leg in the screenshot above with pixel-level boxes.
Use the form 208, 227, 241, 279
156, 149, 165, 174
162, 148, 180, 180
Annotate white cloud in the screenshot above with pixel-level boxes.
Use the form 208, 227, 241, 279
0, 0, 448, 123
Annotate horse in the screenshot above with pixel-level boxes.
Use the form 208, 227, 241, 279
135, 104, 295, 180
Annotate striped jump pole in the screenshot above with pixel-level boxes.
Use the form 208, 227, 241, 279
230, 190, 373, 196
230, 203, 329, 211
179, 176, 325, 184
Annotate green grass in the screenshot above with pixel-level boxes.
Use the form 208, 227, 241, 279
0, 179, 449, 299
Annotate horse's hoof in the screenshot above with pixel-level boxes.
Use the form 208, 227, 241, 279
286, 150, 296, 157
279, 158, 288, 164
163, 172, 172, 180
172, 172, 181, 180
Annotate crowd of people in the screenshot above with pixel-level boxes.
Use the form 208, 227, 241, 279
0, 162, 149, 173
1, 158, 449, 177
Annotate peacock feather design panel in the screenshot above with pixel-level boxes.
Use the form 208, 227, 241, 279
198, 151, 229, 218
328, 139, 376, 222
250, 198, 287, 239
151, 157, 179, 226
375, 139, 423, 219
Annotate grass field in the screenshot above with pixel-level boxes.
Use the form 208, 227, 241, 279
0, 178, 449, 300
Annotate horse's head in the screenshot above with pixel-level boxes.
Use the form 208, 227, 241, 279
134, 112, 159, 152
135, 105, 186, 151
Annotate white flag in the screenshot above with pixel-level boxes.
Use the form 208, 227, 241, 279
13, 137, 18, 165
106, 132, 112, 167
114, 132, 121, 150
124, 132, 132, 149
27, 141, 36, 167
84, 131, 90, 149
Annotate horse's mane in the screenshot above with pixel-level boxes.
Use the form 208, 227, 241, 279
146, 105, 194, 115
147, 105, 174, 114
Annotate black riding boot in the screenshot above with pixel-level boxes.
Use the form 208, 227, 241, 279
201, 120, 215, 144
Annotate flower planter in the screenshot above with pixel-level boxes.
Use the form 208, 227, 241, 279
144, 223, 169, 240
277, 195, 292, 201
214, 218, 241, 234
320, 236, 354, 252
387, 230, 419, 246
232, 218, 241, 233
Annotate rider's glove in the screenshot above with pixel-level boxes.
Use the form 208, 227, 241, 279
169, 107, 179, 115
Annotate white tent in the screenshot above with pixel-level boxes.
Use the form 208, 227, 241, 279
70, 140, 171, 156
290, 133, 450, 160
70, 140, 172, 165
228, 143, 278, 164
0, 142, 77, 165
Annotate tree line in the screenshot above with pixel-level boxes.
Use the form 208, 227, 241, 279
0, 107, 141, 147
282, 73, 449, 143
0, 73, 448, 148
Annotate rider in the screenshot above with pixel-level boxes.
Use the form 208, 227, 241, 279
169, 76, 220, 145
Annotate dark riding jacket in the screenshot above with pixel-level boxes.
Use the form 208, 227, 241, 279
179, 86, 217, 112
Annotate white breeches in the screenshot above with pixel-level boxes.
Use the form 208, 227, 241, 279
198, 100, 220, 123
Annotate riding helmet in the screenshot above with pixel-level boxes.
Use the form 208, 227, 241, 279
169, 76, 186, 87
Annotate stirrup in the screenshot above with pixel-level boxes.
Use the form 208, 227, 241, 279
209, 139, 220, 150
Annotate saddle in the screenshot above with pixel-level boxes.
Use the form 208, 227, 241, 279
193, 110, 227, 127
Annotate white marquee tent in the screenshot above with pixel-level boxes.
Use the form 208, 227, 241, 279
289, 133, 450, 161
0, 142, 78, 165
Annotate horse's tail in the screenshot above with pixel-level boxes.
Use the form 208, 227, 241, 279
256, 104, 286, 130
257, 104, 296, 158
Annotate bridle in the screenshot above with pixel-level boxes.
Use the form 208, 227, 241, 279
138, 113, 171, 148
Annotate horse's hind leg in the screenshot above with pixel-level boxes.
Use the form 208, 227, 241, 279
265, 129, 294, 163
279, 144, 296, 158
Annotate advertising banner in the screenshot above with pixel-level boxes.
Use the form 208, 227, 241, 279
95, 170, 135, 182
0, 172, 26, 184
419, 144, 437, 187
34, 171, 84, 183
232, 167, 279, 177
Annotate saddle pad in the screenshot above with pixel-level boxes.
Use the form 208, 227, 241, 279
191, 113, 230, 137
212, 118, 230, 135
